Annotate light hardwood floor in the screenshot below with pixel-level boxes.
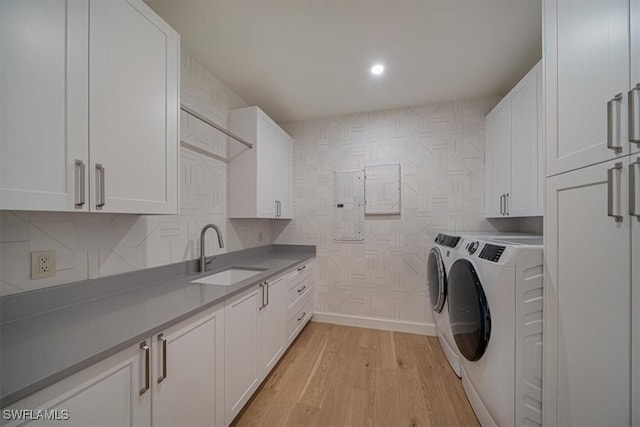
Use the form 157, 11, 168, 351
231, 321, 480, 427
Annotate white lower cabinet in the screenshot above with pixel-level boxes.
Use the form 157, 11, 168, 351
223, 285, 262, 425
223, 269, 289, 425
151, 305, 225, 427
2, 304, 225, 427
2, 342, 151, 427
259, 275, 286, 378
544, 159, 631, 426
2, 259, 316, 427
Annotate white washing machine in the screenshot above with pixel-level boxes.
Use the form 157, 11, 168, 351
428, 233, 463, 376
447, 235, 543, 427
427, 232, 536, 378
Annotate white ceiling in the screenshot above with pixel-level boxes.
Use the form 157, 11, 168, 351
146, 0, 542, 124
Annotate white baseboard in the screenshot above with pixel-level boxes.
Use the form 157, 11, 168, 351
312, 311, 436, 336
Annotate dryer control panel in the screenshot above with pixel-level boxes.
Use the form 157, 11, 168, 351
434, 233, 460, 248
479, 244, 505, 262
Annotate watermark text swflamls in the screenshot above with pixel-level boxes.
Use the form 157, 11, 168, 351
2, 409, 70, 421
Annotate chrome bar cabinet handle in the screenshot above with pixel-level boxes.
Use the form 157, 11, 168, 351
95, 164, 105, 209
630, 158, 640, 217
499, 194, 504, 216
505, 193, 509, 216
259, 283, 265, 310
157, 333, 167, 383
607, 162, 623, 222
265, 281, 269, 306
139, 341, 150, 395
607, 93, 623, 153
629, 83, 640, 144
74, 160, 85, 209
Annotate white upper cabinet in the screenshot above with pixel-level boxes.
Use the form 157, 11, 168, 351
631, 0, 640, 154
89, 0, 179, 214
228, 106, 293, 219
485, 61, 543, 218
0, 0, 88, 211
0, 0, 179, 214
544, 0, 630, 176
275, 130, 294, 219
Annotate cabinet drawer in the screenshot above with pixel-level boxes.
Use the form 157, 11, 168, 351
286, 296, 313, 345
286, 271, 313, 313
287, 260, 313, 283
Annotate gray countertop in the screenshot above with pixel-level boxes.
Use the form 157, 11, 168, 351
0, 244, 315, 407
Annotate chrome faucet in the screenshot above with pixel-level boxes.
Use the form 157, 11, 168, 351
199, 224, 224, 273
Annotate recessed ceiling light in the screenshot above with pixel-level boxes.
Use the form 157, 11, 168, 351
371, 64, 385, 76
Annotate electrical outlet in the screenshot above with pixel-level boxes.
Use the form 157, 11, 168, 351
31, 250, 56, 279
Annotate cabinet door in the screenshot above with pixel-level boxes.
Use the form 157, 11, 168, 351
2, 341, 151, 427
0, 0, 88, 211
152, 304, 224, 427
490, 101, 511, 216
224, 286, 261, 425
510, 63, 543, 216
631, 0, 640, 154
544, 158, 631, 426
275, 130, 293, 219
631, 154, 640, 426
256, 115, 277, 218
484, 111, 498, 217
544, 0, 629, 176
89, 0, 179, 214
259, 275, 285, 378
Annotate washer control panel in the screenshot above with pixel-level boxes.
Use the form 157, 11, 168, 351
466, 241, 479, 255
479, 244, 505, 262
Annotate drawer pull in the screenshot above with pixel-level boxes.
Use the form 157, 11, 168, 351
297, 265, 306, 272
297, 312, 306, 322
297, 285, 306, 293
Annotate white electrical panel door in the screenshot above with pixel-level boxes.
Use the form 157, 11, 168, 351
365, 164, 401, 215
333, 170, 364, 241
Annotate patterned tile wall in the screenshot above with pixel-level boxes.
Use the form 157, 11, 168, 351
0, 51, 272, 296
271, 98, 530, 326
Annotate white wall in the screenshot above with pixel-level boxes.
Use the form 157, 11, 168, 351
272, 98, 527, 329
0, 50, 272, 296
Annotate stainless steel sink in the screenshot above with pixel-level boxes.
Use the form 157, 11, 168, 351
190, 267, 267, 286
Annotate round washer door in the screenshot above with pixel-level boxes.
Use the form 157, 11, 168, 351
448, 258, 491, 361
427, 247, 447, 313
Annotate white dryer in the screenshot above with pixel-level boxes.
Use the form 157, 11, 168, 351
447, 236, 543, 427
428, 233, 463, 377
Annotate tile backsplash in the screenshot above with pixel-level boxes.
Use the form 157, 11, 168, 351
0, 50, 272, 296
